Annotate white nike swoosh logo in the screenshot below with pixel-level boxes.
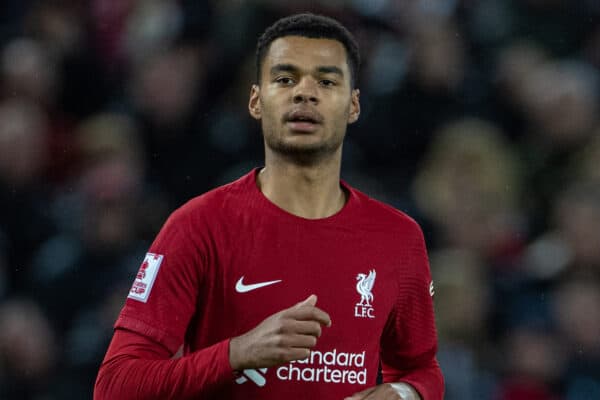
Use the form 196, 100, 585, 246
235, 276, 282, 293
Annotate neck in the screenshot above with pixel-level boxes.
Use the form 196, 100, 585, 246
258, 150, 346, 219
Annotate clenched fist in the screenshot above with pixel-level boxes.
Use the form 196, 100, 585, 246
229, 294, 331, 370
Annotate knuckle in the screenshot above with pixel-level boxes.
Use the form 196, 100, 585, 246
285, 348, 302, 362
275, 324, 285, 334
314, 324, 322, 337
274, 348, 287, 362
303, 321, 317, 335
298, 348, 310, 359
274, 334, 287, 347
274, 319, 289, 334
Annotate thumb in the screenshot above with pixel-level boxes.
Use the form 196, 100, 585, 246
296, 294, 317, 307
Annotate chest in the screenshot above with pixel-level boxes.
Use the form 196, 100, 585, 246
197, 219, 407, 350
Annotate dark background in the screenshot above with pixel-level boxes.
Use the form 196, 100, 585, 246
1, 1, 599, 399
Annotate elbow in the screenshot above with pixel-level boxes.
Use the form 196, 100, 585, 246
93, 357, 124, 400
93, 365, 108, 400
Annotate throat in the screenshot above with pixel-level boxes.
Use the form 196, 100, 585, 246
257, 166, 348, 219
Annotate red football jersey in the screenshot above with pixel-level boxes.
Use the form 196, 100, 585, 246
112, 169, 443, 399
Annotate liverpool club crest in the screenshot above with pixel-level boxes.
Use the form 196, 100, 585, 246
355, 269, 376, 318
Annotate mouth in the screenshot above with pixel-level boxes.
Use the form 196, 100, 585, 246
284, 109, 323, 133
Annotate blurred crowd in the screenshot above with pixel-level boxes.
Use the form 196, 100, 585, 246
0, 0, 599, 399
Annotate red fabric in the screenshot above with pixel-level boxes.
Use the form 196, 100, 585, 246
97, 169, 444, 399
94, 329, 233, 399
380, 222, 444, 400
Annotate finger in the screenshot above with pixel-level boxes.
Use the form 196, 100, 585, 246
288, 320, 323, 337
291, 305, 332, 327
285, 347, 311, 362
344, 386, 377, 400
286, 333, 318, 349
295, 294, 317, 307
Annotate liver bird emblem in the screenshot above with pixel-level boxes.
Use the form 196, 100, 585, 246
356, 270, 376, 307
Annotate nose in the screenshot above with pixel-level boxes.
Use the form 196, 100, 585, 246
293, 78, 319, 105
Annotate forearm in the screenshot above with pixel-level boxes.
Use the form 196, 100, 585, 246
382, 358, 444, 400
94, 330, 233, 400
390, 382, 422, 400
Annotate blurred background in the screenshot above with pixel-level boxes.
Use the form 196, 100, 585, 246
0, 0, 599, 399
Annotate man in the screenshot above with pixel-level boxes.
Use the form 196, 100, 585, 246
94, 13, 444, 400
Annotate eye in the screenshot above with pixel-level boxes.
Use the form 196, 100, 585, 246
319, 79, 336, 87
275, 76, 295, 85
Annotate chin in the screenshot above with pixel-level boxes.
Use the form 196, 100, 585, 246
267, 138, 342, 165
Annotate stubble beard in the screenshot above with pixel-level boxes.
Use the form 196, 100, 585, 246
263, 130, 344, 166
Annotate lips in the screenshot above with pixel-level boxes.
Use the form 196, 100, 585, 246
284, 108, 323, 133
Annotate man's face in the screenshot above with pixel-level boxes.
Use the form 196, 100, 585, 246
249, 36, 360, 163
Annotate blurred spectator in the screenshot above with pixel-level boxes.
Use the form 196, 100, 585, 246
1, 35, 78, 183
0, 99, 55, 292
354, 15, 474, 185
554, 279, 600, 400
128, 41, 240, 202
89, 0, 136, 72
431, 248, 496, 400
517, 181, 600, 286
130, 44, 203, 129
520, 60, 598, 149
570, 130, 600, 184
493, 40, 549, 136
500, 56, 599, 230
1, 38, 58, 106
0, 99, 48, 187
553, 182, 600, 278
27, 112, 154, 398
122, 0, 184, 66
0, 298, 57, 399
407, 16, 466, 94
412, 117, 525, 264
493, 327, 564, 400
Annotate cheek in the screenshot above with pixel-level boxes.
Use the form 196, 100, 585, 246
261, 104, 281, 130
258, 100, 282, 136
331, 99, 352, 123
259, 94, 280, 119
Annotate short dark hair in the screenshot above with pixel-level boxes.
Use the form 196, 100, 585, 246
255, 13, 360, 87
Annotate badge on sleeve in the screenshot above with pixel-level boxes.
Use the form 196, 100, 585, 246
128, 253, 164, 302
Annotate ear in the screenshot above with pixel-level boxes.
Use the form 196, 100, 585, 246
248, 84, 262, 120
348, 88, 360, 124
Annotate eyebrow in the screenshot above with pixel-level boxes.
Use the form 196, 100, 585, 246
270, 63, 345, 77
270, 64, 297, 74
316, 66, 344, 77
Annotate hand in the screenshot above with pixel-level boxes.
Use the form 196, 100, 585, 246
345, 383, 422, 400
229, 294, 331, 370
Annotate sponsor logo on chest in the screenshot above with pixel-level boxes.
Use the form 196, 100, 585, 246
236, 349, 368, 387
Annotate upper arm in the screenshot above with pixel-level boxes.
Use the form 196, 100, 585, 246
379, 222, 443, 399
102, 328, 173, 364
115, 208, 206, 353
381, 221, 437, 369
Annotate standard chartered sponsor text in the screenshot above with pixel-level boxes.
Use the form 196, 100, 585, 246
276, 349, 367, 384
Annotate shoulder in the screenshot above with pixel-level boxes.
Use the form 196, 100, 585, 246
171, 170, 255, 222
151, 171, 256, 251
347, 185, 424, 239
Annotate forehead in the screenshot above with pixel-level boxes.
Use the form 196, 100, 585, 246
263, 36, 349, 73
